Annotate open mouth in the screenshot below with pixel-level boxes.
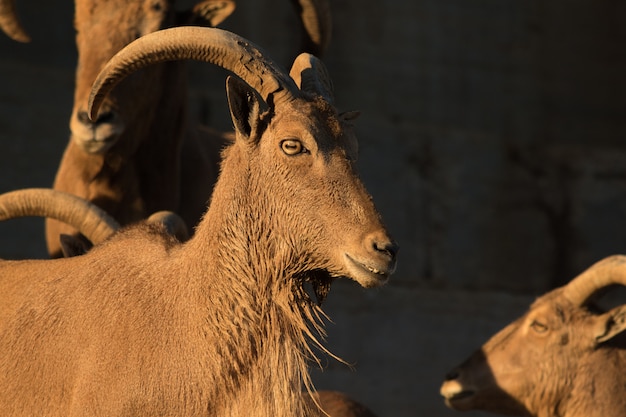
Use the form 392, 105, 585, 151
441, 384, 476, 410
76, 135, 119, 154
71, 115, 124, 154
446, 390, 474, 402
344, 254, 392, 287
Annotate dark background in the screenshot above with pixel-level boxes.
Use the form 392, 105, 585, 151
1, 1, 625, 416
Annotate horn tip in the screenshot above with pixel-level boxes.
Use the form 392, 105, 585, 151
87, 95, 100, 121
13, 33, 30, 42
4, 29, 30, 42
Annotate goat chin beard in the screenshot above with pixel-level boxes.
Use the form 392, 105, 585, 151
296, 261, 389, 307
299, 270, 334, 306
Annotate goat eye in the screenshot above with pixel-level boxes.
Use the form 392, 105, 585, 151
530, 320, 548, 334
280, 139, 306, 156
151, 1, 164, 12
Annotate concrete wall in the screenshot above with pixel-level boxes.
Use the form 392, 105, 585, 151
0, 1, 625, 416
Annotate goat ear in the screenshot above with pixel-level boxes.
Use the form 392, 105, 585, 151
593, 305, 626, 344
226, 75, 261, 141
60, 234, 92, 258
177, 0, 235, 27
340, 110, 361, 125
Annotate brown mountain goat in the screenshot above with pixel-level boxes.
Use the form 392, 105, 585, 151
0, 27, 397, 417
440, 254, 626, 417
0, 191, 381, 417
0, 0, 331, 258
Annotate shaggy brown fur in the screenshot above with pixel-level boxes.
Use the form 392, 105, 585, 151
441, 255, 626, 417
0, 36, 397, 416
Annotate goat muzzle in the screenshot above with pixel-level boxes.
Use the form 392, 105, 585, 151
70, 108, 124, 154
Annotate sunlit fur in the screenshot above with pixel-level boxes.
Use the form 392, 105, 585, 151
0, 65, 395, 417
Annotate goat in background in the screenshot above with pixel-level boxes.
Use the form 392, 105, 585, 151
441, 254, 626, 417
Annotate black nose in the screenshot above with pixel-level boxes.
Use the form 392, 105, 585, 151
374, 240, 399, 261
445, 370, 460, 381
77, 110, 115, 125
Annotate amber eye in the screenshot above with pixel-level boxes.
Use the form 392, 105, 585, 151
280, 139, 306, 155
530, 320, 548, 334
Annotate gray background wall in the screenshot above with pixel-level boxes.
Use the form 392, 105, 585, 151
0, 1, 625, 416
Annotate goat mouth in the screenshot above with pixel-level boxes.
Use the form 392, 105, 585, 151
441, 382, 476, 410
344, 254, 392, 288
443, 390, 476, 410
70, 119, 124, 154
74, 135, 120, 154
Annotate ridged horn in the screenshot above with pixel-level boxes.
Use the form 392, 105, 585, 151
562, 255, 626, 306
289, 52, 334, 104
89, 27, 301, 121
290, 0, 331, 57
0, 188, 120, 245
0, 0, 30, 42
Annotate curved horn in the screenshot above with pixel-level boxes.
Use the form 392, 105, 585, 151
89, 27, 301, 120
0, 188, 120, 245
289, 52, 334, 104
290, 0, 331, 57
562, 255, 626, 306
0, 0, 30, 42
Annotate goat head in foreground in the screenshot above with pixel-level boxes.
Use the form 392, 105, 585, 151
0, 27, 396, 417
88, 26, 398, 290
441, 254, 626, 417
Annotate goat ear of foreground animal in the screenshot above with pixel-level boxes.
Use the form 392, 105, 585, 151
226, 75, 263, 141
59, 234, 93, 258
593, 304, 626, 344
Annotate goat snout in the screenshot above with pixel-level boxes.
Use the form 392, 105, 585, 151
445, 369, 460, 381
371, 236, 399, 261
342, 231, 398, 288
441, 367, 477, 411
71, 108, 124, 154
365, 231, 398, 267
77, 110, 115, 126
